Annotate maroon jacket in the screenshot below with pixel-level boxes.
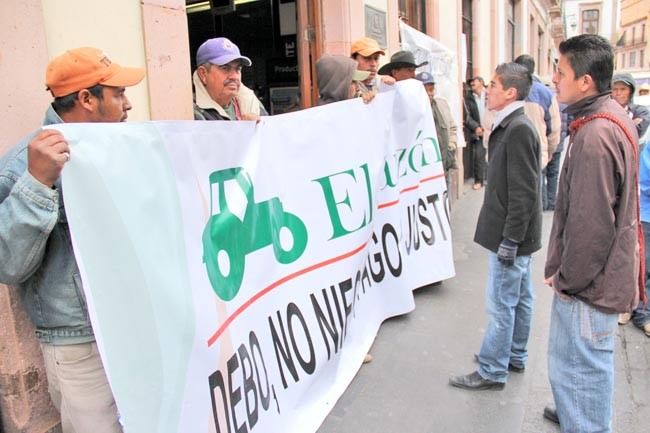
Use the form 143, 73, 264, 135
545, 93, 640, 314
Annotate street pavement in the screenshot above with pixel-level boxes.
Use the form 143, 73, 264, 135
318, 185, 650, 433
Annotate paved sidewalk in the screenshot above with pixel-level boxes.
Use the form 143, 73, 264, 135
318, 186, 650, 433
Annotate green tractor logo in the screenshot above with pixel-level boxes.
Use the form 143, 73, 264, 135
202, 167, 308, 301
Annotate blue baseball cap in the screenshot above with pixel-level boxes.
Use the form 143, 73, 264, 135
196, 37, 252, 67
416, 72, 435, 84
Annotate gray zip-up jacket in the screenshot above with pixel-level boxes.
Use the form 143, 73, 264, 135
0, 106, 94, 344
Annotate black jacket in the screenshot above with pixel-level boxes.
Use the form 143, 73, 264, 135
474, 106, 542, 255
463, 93, 482, 143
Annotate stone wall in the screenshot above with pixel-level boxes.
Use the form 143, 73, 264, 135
0, 285, 61, 433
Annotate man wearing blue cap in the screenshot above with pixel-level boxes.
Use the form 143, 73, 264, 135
193, 37, 266, 121
416, 71, 457, 188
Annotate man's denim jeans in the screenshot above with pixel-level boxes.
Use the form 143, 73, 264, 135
632, 221, 650, 327
477, 253, 533, 382
548, 294, 617, 433
543, 150, 561, 210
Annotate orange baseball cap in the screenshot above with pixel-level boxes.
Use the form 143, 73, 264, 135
350, 37, 385, 57
45, 47, 145, 97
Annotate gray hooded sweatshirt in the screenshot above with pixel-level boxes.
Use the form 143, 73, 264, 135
316, 54, 356, 106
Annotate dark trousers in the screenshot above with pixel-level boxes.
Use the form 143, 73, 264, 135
471, 139, 486, 184
542, 150, 561, 210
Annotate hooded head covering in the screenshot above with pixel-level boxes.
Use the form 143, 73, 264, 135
612, 73, 636, 94
316, 55, 359, 106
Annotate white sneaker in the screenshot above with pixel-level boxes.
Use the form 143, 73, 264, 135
618, 313, 632, 325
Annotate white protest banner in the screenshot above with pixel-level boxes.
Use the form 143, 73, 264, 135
400, 21, 466, 148
56, 80, 455, 433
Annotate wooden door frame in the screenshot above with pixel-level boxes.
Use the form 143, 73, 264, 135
296, 0, 323, 109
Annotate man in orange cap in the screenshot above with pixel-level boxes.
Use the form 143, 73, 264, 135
0, 47, 145, 433
350, 36, 395, 93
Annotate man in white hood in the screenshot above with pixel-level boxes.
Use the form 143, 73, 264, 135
193, 37, 266, 121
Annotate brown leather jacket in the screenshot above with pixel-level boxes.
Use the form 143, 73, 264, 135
545, 93, 640, 314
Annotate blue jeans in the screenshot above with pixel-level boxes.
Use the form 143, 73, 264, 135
548, 294, 618, 433
632, 221, 650, 327
543, 151, 561, 210
477, 253, 534, 382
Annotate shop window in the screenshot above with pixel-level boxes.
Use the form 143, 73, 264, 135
581, 9, 599, 35
641, 50, 645, 69
643, 24, 646, 43
399, 0, 426, 33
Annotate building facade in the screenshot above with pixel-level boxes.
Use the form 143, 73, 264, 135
615, 0, 650, 71
0, 1, 562, 431
562, 0, 618, 40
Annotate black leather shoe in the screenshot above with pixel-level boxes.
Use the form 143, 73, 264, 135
473, 353, 525, 373
449, 371, 505, 390
508, 363, 525, 373
543, 405, 560, 424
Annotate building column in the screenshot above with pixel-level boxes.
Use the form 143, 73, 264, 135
0, 1, 62, 430
141, 0, 194, 120
0, 0, 51, 155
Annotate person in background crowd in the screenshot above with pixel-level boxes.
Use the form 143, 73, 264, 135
193, 37, 267, 121
543, 34, 644, 431
377, 50, 428, 82
315, 53, 375, 363
639, 82, 650, 96
0, 46, 145, 433
610, 73, 650, 139
618, 138, 650, 337
350, 37, 395, 93
543, 103, 571, 211
514, 54, 561, 168
449, 62, 541, 391
417, 71, 457, 189
514, 54, 561, 212
464, 76, 487, 190
315, 54, 374, 106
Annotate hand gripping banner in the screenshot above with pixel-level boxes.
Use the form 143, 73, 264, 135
57, 80, 455, 433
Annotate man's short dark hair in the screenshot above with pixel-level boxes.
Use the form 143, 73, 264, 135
559, 34, 614, 93
514, 54, 535, 75
495, 62, 532, 101
469, 76, 484, 86
52, 84, 104, 114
